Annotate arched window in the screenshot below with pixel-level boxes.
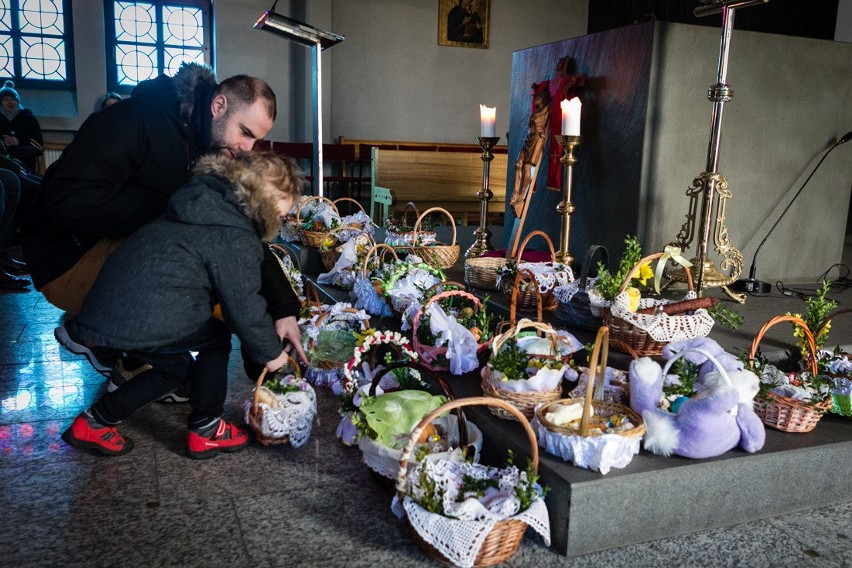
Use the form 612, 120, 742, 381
0, 0, 74, 88
105, 0, 211, 93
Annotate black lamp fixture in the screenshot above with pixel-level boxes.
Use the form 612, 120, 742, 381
733, 131, 852, 295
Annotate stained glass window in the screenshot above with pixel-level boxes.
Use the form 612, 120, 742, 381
0, 0, 73, 86
105, 0, 210, 93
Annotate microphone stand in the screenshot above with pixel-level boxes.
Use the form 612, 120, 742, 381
733, 131, 852, 294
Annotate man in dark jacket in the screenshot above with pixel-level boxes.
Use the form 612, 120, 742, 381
23, 62, 305, 383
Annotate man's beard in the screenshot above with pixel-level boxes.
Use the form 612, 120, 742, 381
210, 111, 232, 156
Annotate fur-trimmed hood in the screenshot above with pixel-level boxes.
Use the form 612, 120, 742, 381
171, 62, 217, 124
131, 61, 216, 126
168, 154, 282, 242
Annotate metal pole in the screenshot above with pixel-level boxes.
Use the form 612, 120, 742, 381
311, 43, 324, 197
695, 5, 735, 293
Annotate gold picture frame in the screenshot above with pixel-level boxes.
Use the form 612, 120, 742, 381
438, 0, 490, 49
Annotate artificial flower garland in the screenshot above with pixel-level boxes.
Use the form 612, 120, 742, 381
341, 329, 419, 396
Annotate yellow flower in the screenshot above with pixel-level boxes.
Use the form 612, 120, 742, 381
626, 287, 641, 312
635, 263, 654, 286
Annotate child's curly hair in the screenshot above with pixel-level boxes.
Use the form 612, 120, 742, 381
194, 151, 305, 242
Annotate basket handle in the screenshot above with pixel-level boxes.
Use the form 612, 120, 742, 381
814, 307, 852, 344
514, 230, 556, 263
579, 245, 608, 291
411, 289, 483, 339
302, 279, 323, 311
360, 243, 399, 277
505, 267, 543, 327
403, 201, 420, 226
333, 196, 366, 215
660, 347, 734, 389
395, 396, 538, 497
617, 251, 694, 294
296, 194, 338, 224
366, 360, 469, 451
491, 317, 560, 358
749, 315, 818, 376
580, 327, 610, 437
413, 206, 457, 247
268, 242, 301, 271
251, 354, 302, 411
422, 280, 467, 298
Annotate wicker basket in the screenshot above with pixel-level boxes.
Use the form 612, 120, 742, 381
411, 207, 459, 270
297, 195, 339, 248
464, 255, 507, 291
360, 360, 482, 484
396, 397, 542, 567
481, 317, 571, 421
385, 202, 436, 248
749, 315, 831, 432
267, 242, 304, 301
306, 306, 370, 371
246, 358, 316, 447
501, 230, 563, 313
535, 327, 645, 470
603, 251, 713, 357
411, 283, 492, 373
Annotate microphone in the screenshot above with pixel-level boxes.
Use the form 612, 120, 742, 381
733, 131, 852, 295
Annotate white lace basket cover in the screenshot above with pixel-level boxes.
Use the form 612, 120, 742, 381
584, 280, 613, 317
609, 289, 714, 343
392, 459, 550, 568
243, 385, 317, 448
359, 414, 483, 480
566, 366, 631, 405
533, 409, 640, 475
496, 262, 574, 294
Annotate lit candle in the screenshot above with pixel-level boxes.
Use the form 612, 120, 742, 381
480, 105, 496, 137
560, 97, 581, 136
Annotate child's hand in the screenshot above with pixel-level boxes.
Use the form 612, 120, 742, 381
266, 350, 290, 372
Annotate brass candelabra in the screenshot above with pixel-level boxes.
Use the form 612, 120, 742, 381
553, 134, 581, 265
466, 136, 500, 258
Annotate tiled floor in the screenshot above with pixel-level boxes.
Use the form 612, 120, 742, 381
1, 279, 851, 567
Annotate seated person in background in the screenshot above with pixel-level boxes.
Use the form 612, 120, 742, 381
0, 80, 44, 174
62, 151, 302, 459
99, 92, 122, 110
0, 168, 29, 288
23, 63, 305, 386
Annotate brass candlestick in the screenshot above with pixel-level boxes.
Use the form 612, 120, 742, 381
553, 134, 581, 265
466, 136, 500, 258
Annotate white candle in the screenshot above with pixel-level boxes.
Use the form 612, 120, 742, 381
561, 97, 581, 136
480, 105, 496, 137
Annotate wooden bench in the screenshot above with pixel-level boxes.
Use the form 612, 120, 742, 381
340, 136, 509, 161
370, 147, 507, 226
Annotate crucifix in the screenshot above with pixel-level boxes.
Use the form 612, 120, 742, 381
507, 56, 585, 257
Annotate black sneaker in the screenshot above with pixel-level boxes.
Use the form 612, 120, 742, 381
55, 324, 119, 377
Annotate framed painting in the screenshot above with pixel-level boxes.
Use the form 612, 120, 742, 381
438, 0, 490, 49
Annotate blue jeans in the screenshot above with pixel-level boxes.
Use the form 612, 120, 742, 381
90, 318, 233, 429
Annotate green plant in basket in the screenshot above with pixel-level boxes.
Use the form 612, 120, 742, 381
407, 450, 548, 516
489, 335, 565, 382
263, 366, 307, 395
415, 290, 495, 347
787, 279, 837, 359
593, 234, 651, 302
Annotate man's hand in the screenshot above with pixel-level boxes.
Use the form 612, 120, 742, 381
274, 315, 309, 366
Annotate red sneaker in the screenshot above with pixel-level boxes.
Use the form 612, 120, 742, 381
186, 419, 250, 460
61, 415, 134, 456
